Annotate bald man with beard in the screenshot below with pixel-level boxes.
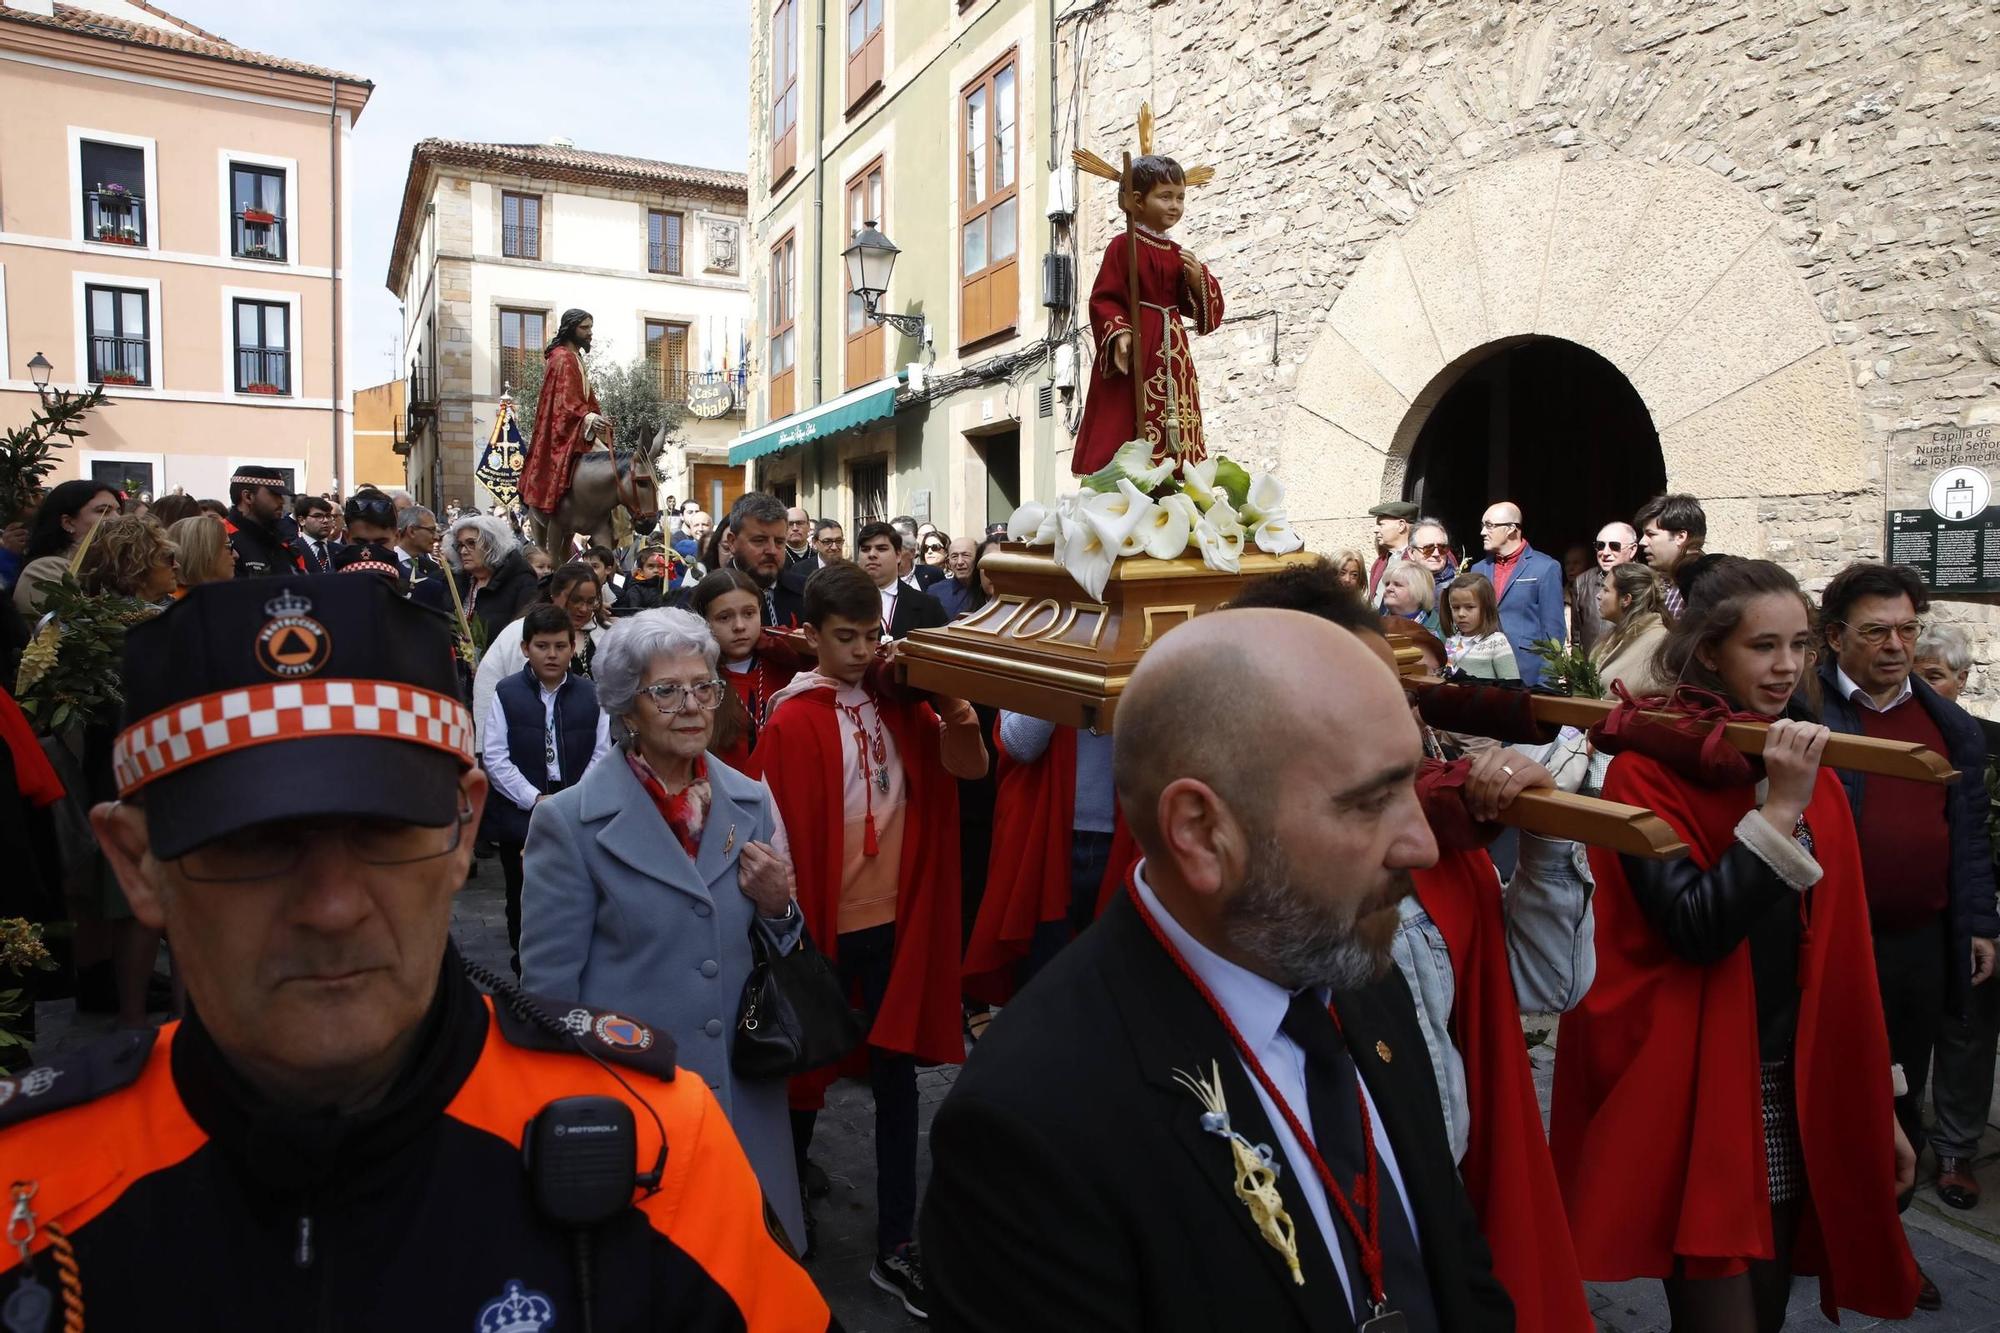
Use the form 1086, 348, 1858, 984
921, 611, 1513, 1333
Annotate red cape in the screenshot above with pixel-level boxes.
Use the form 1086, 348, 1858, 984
1, 692, 62, 807
1551, 751, 1917, 1318
1415, 848, 1593, 1333
519, 343, 602, 512
961, 722, 1138, 1005
711, 653, 798, 774
750, 684, 964, 1108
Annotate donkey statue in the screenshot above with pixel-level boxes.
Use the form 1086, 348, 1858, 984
526, 434, 664, 559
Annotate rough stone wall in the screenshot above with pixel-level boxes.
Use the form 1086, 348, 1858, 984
1072, 0, 2000, 695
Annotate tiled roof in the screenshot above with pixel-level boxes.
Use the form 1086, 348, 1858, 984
410, 140, 747, 196
0, 2, 371, 87
386, 140, 748, 292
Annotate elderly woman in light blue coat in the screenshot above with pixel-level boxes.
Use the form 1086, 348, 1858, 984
520, 608, 808, 1251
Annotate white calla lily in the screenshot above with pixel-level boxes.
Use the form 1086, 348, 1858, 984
1252, 514, 1304, 555
1057, 510, 1118, 600
1192, 512, 1246, 573
1141, 492, 1200, 559
1241, 473, 1287, 526
1080, 479, 1156, 560
1179, 457, 1221, 511
1007, 502, 1049, 544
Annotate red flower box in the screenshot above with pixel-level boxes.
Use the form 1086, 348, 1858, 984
240, 209, 276, 225
94, 231, 140, 245
242, 383, 283, 395
99, 372, 139, 386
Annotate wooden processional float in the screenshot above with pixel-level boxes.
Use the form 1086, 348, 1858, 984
899, 548, 1960, 862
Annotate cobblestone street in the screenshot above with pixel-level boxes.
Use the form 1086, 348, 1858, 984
34, 862, 2000, 1330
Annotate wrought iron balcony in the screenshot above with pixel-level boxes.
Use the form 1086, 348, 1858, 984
232, 209, 286, 262
501, 223, 539, 260
85, 187, 145, 247
89, 335, 150, 387
235, 349, 291, 395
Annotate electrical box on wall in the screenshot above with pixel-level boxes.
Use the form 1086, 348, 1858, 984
1042, 253, 1074, 311
1046, 166, 1076, 222
1053, 342, 1077, 391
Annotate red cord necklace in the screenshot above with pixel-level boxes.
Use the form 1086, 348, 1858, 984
1127, 881, 1392, 1316
836, 695, 890, 856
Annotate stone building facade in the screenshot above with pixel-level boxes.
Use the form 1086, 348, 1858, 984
386, 140, 749, 512
1067, 0, 1999, 694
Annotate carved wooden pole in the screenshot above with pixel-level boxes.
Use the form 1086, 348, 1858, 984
1121, 151, 1146, 440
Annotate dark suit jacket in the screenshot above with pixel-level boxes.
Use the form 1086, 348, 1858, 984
922, 891, 1514, 1333
886, 584, 947, 639
907, 563, 947, 591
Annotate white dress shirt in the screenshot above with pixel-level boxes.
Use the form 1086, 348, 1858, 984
482, 678, 613, 813
1132, 862, 1420, 1313
877, 579, 902, 640
1835, 664, 1914, 713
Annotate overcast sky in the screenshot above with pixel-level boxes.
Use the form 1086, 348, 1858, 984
170, 0, 750, 389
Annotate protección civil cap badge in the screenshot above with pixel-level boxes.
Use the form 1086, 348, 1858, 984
255, 589, 332, 680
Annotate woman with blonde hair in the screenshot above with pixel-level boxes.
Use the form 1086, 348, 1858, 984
166, 514, 235, 592
1593, 561, 1672, 696
78, 514, 178, 607
1330, 547, 1369, 595
1381, 559, 1439, 633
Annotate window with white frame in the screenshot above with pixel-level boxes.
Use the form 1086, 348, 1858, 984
86, 285, 150, 386
233, 299, 291, 395
81, 140, 146, 247
230, 164, 287, 262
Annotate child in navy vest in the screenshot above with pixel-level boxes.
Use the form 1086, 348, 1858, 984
482, 603, 610, 972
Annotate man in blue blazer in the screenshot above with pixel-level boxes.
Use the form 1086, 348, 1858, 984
1468, 501, 1567, 687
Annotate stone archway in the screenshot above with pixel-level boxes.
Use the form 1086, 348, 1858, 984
1284, 152, 1866, 557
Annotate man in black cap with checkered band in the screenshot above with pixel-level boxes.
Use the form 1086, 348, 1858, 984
225, 465, 305, 578
0, 575, 830, 1330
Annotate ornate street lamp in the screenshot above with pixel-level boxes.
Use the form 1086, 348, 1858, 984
842, 222, 929, 341
27, 352, 53, 402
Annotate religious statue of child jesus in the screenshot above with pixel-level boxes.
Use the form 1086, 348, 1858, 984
1070, 154, 1226, 476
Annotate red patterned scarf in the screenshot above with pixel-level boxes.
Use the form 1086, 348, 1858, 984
627, 749, 711, 858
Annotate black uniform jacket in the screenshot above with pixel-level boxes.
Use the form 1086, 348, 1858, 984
0, 950, 831, 1332
921, 889, 1514, 1333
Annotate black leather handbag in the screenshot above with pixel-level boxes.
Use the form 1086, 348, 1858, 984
732, 918, 864, 1079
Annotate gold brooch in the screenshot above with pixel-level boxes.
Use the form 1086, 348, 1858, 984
1174, 1060, 1303, 1286
1375, 1040, 1393, 1064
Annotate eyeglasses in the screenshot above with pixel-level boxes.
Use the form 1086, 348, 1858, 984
1478, 520, 1518, 531
1836, 621, 1923, 647
639, 678, 726, 712
923, 543, 946, 554
174, 803, 473, 883
1414, 543, 1450, 556
411, 524, 438, 536
1593, 540, 1630, 552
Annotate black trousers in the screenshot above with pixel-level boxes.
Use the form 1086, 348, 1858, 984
1021, 829, 1116, 984
497, 841, 525, 975
1872, 913, 1950, 1166
791, 922, 917, 1256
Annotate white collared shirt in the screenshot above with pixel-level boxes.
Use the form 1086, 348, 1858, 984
1132, 863, 1420, 1313
877, 579, 902, 639
1835, 664, 1914, 714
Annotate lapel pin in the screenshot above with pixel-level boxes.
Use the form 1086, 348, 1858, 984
722, 824, 736, 858
1375, 1040, 1393, 1064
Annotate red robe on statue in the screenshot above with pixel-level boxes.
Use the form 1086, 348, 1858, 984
1071, 227, 1224, 475
961, 722, 1139, 1005
518, 342, 602, 514
748, 683, 965, 1111
1551, 752, 1918, 1320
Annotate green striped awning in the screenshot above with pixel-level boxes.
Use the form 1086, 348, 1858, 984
728, 377, 901, 466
